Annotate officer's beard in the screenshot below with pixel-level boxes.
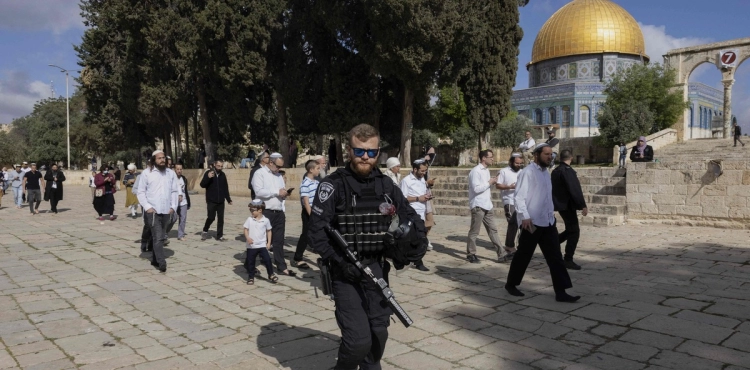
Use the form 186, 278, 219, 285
350, 158, 375, 177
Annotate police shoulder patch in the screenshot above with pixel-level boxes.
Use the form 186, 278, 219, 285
318, 182, 334, 203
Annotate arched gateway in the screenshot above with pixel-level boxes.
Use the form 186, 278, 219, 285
664, 38, 750, 141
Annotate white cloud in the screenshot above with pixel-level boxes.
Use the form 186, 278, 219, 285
0, 71, 51, 124
639, 24, 712, 63
0, 0, 84, 34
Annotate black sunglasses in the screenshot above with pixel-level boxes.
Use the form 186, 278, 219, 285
352, 147, 380, 158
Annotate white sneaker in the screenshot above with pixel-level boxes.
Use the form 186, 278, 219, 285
427, 242, 434, 251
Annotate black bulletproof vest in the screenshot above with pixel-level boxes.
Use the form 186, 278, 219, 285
335, 174, 392, 257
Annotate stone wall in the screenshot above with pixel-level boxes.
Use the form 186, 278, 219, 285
626, 159, 750, 229
58, 168, 311, 202
611, 128, 678, 166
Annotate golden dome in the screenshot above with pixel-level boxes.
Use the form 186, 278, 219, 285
530, 0, 648, 64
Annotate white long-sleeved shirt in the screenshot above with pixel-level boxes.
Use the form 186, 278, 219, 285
468, 163, 494, 210
519, 138, 536, 152
400, 173, 427, 220
252, 166, 286, 211
514, 162, 555, 227
497, 167, 520, 206
136, 167, 180, 214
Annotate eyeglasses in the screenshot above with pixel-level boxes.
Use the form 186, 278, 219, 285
352, 148, 380, 158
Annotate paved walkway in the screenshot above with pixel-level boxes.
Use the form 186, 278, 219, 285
1, 186, 750, 369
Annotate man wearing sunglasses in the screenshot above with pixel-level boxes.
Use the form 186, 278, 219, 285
307, 124, 427, 370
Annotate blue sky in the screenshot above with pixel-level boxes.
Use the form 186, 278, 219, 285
1, 0, 749, 131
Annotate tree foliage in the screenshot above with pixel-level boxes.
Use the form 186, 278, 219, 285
454, 0, 524, 149
602, 63, 688, 136
596, 100, 654, 147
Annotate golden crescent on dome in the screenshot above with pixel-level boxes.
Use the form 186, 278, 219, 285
530, 0, 648, 65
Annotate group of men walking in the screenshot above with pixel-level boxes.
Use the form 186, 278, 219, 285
466, 141, 587, 302
0, 162, 66, 214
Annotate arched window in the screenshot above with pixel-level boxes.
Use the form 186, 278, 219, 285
548, 108, 557, 124
535, 109, 543, 124
580, 105, 590, 126
562, 106, 570, 126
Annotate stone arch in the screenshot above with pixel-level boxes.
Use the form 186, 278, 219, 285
664, 37, 750, 141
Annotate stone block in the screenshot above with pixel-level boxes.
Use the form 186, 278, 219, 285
655, 170, 672, 184
631, 314, 733, 344
717, 170, 743, 185
627, 192, 652, 204
673, 185, 687, 195
640, 203, 658, 214
743, 170, 750, 185
702, 185, 726, 196
702, 205, 729, 218
657, 205, 677, 215
638, 184, 659, 194
652, 194, 685, 206
728, 207, 750, 219
727, 185, 749, 196
675, 206, 703, 217
657, 185, 674, 193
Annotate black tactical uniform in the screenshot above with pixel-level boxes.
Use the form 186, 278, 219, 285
308, 164, 426, 370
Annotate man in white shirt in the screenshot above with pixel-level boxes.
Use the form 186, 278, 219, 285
518, 131, 536, 165
505, 143, 579, 302
466, 149, 505, 263
399, 159, 431, 271
136, 150, 180, 272
252, 153, 296, 277
496, 153, 523, 260
174, 164, 191, 241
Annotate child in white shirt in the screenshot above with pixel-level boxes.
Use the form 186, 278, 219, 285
243, 199, 277, 284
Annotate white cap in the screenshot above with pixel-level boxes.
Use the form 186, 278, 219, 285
22, 161, 28, 164
386, 157, 400, 169
270, 152, 283, 159
152, 150, 164, 157
250, 199, 264, 207
127, 164, 136, 170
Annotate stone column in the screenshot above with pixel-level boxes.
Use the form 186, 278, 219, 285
673, 83, 688, 142
722, 79, 734, 139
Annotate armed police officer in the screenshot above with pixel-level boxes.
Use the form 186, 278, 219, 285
308, 124, 427, 370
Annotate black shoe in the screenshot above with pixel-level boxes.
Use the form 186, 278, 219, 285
201, 232, 208, 241
159, 266, 167, 273
150, 261, 159, 267
505, 284, 525, 297
555, 292, 581, 303
564, 260, 581, 270
415, 264, 429, 272
467, 254, 480, 264
217, 237, 227, 242
163, 239, 170, 246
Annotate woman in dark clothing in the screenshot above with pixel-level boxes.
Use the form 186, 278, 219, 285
93, 165, 118, 221
44, 164, 66, 214
629, 136, 654, 162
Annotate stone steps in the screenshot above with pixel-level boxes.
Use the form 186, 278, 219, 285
429, 166, 627, 226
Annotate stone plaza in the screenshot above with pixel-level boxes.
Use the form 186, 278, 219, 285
1, 185, 750, 369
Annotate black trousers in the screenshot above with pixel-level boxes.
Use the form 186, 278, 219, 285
48, 189, 61, 212
203, 202, 225, 238
332, 260, 391, 370
245, 248, 274, 279
506, 223, 572, 294
142, 213, 170, 268
558, 209, 580, 261
293, 210, 309, 262
263, 210, 287, 271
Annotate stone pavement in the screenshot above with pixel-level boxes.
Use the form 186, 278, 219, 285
1, 186, 750, 369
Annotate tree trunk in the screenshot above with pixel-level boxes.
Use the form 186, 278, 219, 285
183, 119, 190, 167
400, 86, 414, 165
276, 92, 290, 164
197, 84, 215, 165
336, 133, 344, 166
371, 69, 381, 129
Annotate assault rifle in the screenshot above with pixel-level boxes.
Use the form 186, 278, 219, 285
324, 225, 414, 328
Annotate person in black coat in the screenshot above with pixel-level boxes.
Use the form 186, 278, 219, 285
44, 164, 66, 214
551, 150, 588, 270
629, 136, 654, 162
200, 160, 233, 241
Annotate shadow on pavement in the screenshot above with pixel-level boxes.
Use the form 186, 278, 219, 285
257, 322, 339, 369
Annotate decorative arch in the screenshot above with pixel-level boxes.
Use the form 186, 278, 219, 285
664, 37, 750, 141
535, 109, 543, 124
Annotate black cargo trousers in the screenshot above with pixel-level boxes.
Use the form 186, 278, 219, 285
331, 260, 392, 370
